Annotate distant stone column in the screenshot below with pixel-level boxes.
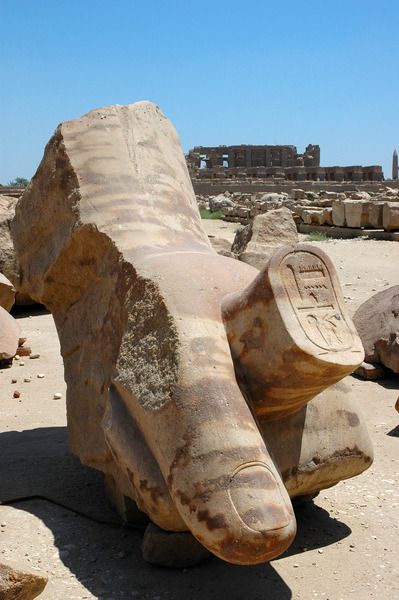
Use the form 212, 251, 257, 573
209, 150, 218, 168
281, 148, 288, 168
352, 168, 363, 182
295, 167, 306, 181
392, 149, 398, 180
334, 168, 344, 182
245, 148, 252, 168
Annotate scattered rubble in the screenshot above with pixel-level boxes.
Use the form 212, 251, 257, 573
198, 186, 399, 234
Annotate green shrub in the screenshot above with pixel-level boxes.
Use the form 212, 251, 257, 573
8, 177, 30, 187
305, 231, 328, 242
199, 209, 225, 220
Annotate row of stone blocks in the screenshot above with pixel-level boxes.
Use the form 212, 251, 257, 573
302, 200, 399, 230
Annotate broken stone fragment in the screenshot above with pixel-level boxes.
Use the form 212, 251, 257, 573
0, 306, 20, 361
0, 562, 47, 599
232, 207, 298, 269
353, 285, 399, 373
209, 194, 234, 212
292, 188, 305, 200
301, 208, 332, 226
16, 346, 32, 357
0, 273, 15, 312
354, 361, 387, 380
0, 196, 33, 305
0, 196, 19, 290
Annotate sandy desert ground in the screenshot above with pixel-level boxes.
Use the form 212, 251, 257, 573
0, 225, 398, 600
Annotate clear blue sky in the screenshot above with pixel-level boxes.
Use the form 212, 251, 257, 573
1, 0, 398, 182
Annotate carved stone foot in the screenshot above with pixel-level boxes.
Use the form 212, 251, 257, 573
12, 100, 373, 566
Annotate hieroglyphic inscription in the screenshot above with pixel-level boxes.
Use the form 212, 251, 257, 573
281, 251, 353, 351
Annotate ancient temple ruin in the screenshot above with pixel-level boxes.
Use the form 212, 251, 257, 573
187, 144, 383, 183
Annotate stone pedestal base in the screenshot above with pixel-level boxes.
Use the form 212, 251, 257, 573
142, 523, 211, 568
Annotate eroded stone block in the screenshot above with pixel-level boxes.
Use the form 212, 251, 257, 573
344, 200, 371, 228
332, 201, 345, 226
301, 209, 323, 225
353, 286, 399, 373
369, 202, 384, 229
382, 202, 399, 230
233, 207, 298, 269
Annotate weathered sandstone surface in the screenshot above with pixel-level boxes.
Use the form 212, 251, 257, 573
0, 562, 47, 600
0, 273, 15, 312
12, 101, 372, 565
223, 244, 364, 418
0, 196, 19, 290
0, 307, 19, 362
0, 195, 31, 304
232, 207, 298, 268
353, 286, 399, 373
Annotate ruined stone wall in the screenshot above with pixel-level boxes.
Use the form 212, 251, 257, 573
193, 179, 399, 197
197, 184, 399, 235
187, 144, 320, 171
0, 186, 25, 198
187, 145, 383, 184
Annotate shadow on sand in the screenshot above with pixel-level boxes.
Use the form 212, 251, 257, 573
387, 424, 399, 437
0, 426, 351, 599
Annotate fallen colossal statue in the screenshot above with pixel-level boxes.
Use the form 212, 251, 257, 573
12, 101, 373, 566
